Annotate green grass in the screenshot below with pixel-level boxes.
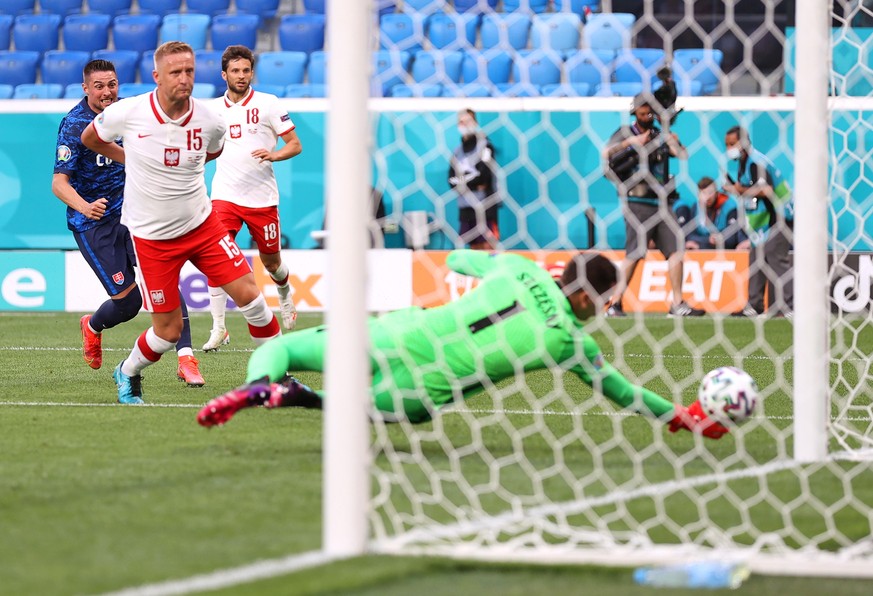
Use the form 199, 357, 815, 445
0, 312, 871, 595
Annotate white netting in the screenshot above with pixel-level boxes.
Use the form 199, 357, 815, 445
361, 0, 873, 577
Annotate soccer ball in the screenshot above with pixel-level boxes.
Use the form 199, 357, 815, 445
698, 366, 759, 425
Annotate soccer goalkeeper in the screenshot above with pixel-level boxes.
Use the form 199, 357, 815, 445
197, 250, 727, 439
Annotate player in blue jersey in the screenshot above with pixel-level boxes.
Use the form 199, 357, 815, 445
52, 59, 206, 391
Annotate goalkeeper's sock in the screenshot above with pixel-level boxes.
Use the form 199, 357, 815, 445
90, 291, 142, 331
122, 327, 175, 377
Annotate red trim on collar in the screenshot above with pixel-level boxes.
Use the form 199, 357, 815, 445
180, 100, 194, 126
241, 87, 255, 106
223, 87, 255, 108
149, 92, 164, 124
150, 92, 194, 125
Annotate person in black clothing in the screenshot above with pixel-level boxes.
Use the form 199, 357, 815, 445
448, 109, 500, 250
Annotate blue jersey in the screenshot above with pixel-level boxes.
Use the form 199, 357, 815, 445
54, 98, 125, 233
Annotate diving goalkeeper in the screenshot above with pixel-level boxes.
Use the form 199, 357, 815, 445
197, 250, 728, 439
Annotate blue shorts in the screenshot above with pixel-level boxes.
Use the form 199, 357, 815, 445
73, 215, 137, 297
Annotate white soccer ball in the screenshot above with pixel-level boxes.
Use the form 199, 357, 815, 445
698, 366, 760, 425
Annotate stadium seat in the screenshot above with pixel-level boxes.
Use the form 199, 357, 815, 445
672, 48, 724, 95
453, 0, 498, 13
210, 14, 259, 52
0, 50, 39, 86
372, 50, 412, 96
118, 82, 155, 96
380, 13, 425, 53
411, 50, 463, 85
112, 14, 160, 54
63, 81, 83, 98
256, 51, 307, 86
186, 0, 231, 16
307, 50, 326, 84
426, 12, 478, 51
672, 78, 703, 96
564, 48, 613, 88
0, 15, 12, 51
541, 82, 591, 96
85, 0, 132, 17
0, 1, 36, 16
194, 49, 225, 90
594, 81, 642, 96
512, 49, 562, 87
461, 49, 512, 85
236, 0, 281, 21
39, 0, 83, 17
137, 0, 181, 17
91, 49, 139, 84
160, 13, 211, 50
531, 13, 581, 51
0, 84, 13, 98
613, 48, 665, 87
582, 12, 634, 51
247, 82, 280, 96
403, 0, 446, 14
502, 0, 549, 14
284, 83, 325, 97
278, 14, 325, 54
138, 52, 154, 84
555, 0, 600, 14
13, 14, 62, 54
442, 82, 491, 97
41, 50, 90, 87
493, 82, 540, 97
389, 83, 441, 97
302, 0, 325, 13
13, 83, 63, 99
62, 14, 111, 53
191, 82, 216, 97
480, 13, 531, 51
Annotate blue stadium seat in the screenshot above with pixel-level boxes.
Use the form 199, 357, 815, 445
137, 0, 181, 17
461, 49, 512, 85
402, 0, 446, 14
307, 50, 326, 84
278, 14, 325, 53
672, 78, 703, 96
256, 51, 307, 86
236, 0, 281, 21
210, 14, 259, 51
190, 49, 222, 89
160, 13, 211, 50
494, 82, 540, 96
531, 13, 581, 51
582, 12, 634, 51
411, 50, 463, 85
0, 84, 13, 98
186, 0, 231, 16
0, 1, 36, 16
250, 83, 282, 96
39, 0, 83, 17
285, 83, 325, 97
0, 15, 12, 51
118, 82, 154, 96
453, 0, 498, 13
426, 12, 478, 51
672, 48, 723, 95
380, 13, 425, 53
13, 83, 63, 98
62, 14, 111, 53
86, 0, 132, 17
191, 82, 216, 97
390, 83, 441, 97
113, 15, 160, 53
480, 13, 531, 51
613, 48, 665, 87
41, 50, 90, 86
555, 0, 600, 14
564, 48, 613, 88
502, 0, 549, 14
0, 50, 39, 86
372, 50, 412, 96
442, 82, 491, 97
138, 51, 154, 84
63, 82, 83, 97
512, 49, 562, 87
594, 81, 642, 96
91, 49, 139, 84
13, 14, 62, 54
541, 82, 591, 96
302, 0, 325, 13
375, 0, 397, 18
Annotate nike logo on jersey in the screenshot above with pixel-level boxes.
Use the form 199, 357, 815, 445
233, 257, 246, 267
138, 133, 152, 138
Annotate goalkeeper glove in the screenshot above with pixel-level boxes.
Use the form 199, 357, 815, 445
668, 400, 730, 439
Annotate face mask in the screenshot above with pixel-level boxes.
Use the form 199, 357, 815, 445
459, 125, 477, 138
726, 146, 741, 160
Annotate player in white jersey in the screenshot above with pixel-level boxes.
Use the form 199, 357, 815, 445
202, 45, 303, 352
82, 41, 282, 405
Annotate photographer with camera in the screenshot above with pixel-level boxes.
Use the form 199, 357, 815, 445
602, 84, 703, 317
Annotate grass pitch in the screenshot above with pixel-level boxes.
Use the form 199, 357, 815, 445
0, 312, 871, 595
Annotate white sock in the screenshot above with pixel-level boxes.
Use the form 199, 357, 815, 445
121, 328, 176, 377
177, 347, 194, 358
238, 294, 281, 345
270, 262, 289, 287
207, 285, 228, 330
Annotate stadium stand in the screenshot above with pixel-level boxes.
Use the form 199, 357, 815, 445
582, 12, 634, 51
613, 47, 665, 87
186, 0, 232, 17
285, 82, 325, 97
256, 51, 307, 86
63, 14, 112, 54
211, 14, 259, 52
0, 1, 36, 16
160, 13, 211, 50
564, 48, 614, 88
555, 0, 600, 14
512, 49, 563, 87
390, 83, 442, 97
118, 82, 154, 96
541, 81, 591, 96
594, 81, 643, 96
502, 0, 550, 14
112, 14, 161, 54
530, 13, 581, 51
443, 82, 491, 96
307, 50, 326, 84
137, 0, 182, 18
402, 0, 447, 14
426, 12, 478, 51
411, 50, 463, 85
39, 0, 83, 17
672, 48, 724, 95
480, 12, 531, 50
254, 82, 285, 96
41, 50, 91, 87
63, 82, 83, 97
380, 13, 426, 54
494, 81, 540, 96
236, 0, 281, 21
278, 14, 326, 54
191, 82, 216, 97
13, 83, 63, 98
13, 14, 62, 54
453, 0, 498, 13
138, 52, 156, 83
92, 49, 139, 84
194, 49, 225, 89
461, 49, 513, 86
86, 0, 132, 17
0, 15, 12, 51
0, 50, 39, 86
302, 0, 325, 13
0, 84, 12, 99
372, 49, 412, 96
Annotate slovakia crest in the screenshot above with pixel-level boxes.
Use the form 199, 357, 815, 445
230, 124, 242, 139
164, 148, 180, 167
150, 289, 165, 305
112, 271, 125, 285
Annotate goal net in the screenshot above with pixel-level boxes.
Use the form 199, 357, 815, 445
327, 0, 873, 577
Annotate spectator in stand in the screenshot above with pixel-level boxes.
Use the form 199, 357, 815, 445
674, 176, 746, 250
